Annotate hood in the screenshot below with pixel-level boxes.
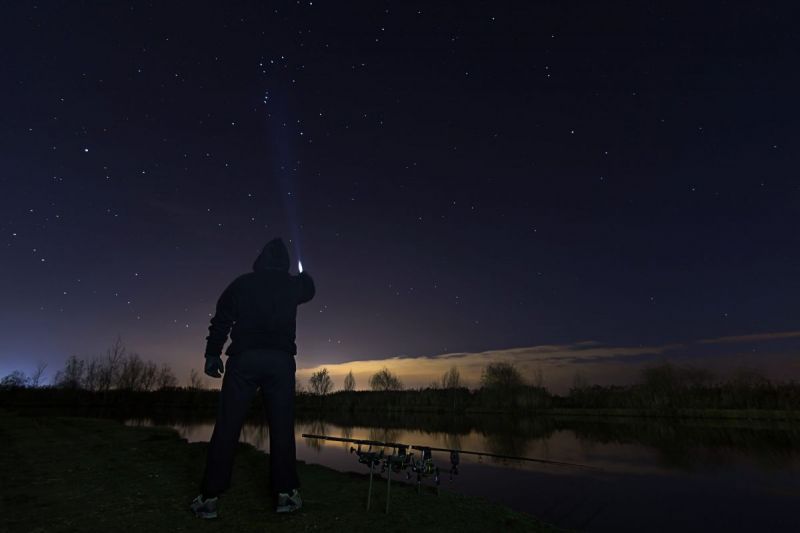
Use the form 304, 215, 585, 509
253, 238, 290, 272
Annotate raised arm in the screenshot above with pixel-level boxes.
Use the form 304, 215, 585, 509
297, 271, 315, 304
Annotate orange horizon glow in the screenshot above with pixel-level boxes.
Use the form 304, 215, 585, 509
293, 330, 800, 394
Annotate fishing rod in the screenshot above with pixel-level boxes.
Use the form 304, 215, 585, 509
301, 433, 599, 513
301, 433, 596, 469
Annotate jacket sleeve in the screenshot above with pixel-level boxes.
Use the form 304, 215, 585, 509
204, 280, 238, 358
297, 272, 315, 304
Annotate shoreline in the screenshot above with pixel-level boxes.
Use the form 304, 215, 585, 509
6, 399, 800, 423
0, 410, 559, 532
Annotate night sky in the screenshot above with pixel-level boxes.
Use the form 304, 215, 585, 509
2, 2, 799, 391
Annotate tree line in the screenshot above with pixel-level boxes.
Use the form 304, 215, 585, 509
299, 360, 799, 412
305, 362, 526, 395
3, 344, 798, 413
1, 337, 186, 392
305, 366, 408, 395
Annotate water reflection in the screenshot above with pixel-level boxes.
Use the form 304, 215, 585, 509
442, 432, 462, 451
302, 420, 328, 451
367, 427, 401, 445
124, 413, 800, 532
125, 412, 800, 474
341, 425, 353, 440
240, 420, 268, 450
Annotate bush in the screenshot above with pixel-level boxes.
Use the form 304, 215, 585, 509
343, 370, 356, 392
369, 367, 403, 391
1, 371, 30, 389
309, 368, 333, 395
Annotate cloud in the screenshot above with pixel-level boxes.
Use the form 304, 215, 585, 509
697, 331, 800, 344
296, 329, 800, 393
297, 341, 675, 392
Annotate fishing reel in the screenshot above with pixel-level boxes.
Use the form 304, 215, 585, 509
303, 432, 594, 514
350, 445, 384, 468
406, 447, 441, 491
383, 445, 412, 474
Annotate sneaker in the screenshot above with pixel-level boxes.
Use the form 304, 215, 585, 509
190, 494, 219, 519
276, 489, 302, 513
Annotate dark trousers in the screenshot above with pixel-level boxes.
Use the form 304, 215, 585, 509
200, 348, 299, 498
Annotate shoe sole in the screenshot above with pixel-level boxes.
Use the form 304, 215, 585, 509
276, 503, 302, 513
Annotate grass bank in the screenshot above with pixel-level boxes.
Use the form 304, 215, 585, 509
0, 411, 559, 533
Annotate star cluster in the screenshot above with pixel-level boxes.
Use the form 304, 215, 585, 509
1, 2, 798, 383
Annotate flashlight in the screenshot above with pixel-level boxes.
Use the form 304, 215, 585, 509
298, 260, 303, 273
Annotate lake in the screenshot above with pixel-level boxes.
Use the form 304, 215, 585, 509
125, 413, 800, 532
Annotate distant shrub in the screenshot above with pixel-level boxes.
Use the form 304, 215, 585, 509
309, 368, 333, 395
480, 362, 524, 390
370, 367, 403, 391
343, 370, 356, 392
1, 370, 30, 389
441, 366, 462, 389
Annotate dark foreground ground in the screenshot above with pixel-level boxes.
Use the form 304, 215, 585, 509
0, 411, 560, 533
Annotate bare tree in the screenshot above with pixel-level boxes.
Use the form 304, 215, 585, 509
369, 367, 403, 391
343, 370, 356, 392
156, 363, 177, 389
1, 371, 30, 389
480, 362, 525, 407
188, 368, 205, 389
440, 366, 462, 389
117, 352, 146, 390
480, 362, 524, 390
97, 336, 126, 391
30, 361, 48, 388
140, 360, 158, 391
309, 368, 333, 395
46, 337, 171, 392
83, 358, 100, 391
54, 355, 85, 389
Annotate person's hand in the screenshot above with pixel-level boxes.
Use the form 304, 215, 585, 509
204, 356, 225, 378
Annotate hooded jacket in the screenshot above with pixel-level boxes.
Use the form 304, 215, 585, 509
204, 238, 315, 358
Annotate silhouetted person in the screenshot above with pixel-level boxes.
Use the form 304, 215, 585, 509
190, 237, 315, 519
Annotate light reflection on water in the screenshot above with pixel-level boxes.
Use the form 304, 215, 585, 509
124, 416, 800, 532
